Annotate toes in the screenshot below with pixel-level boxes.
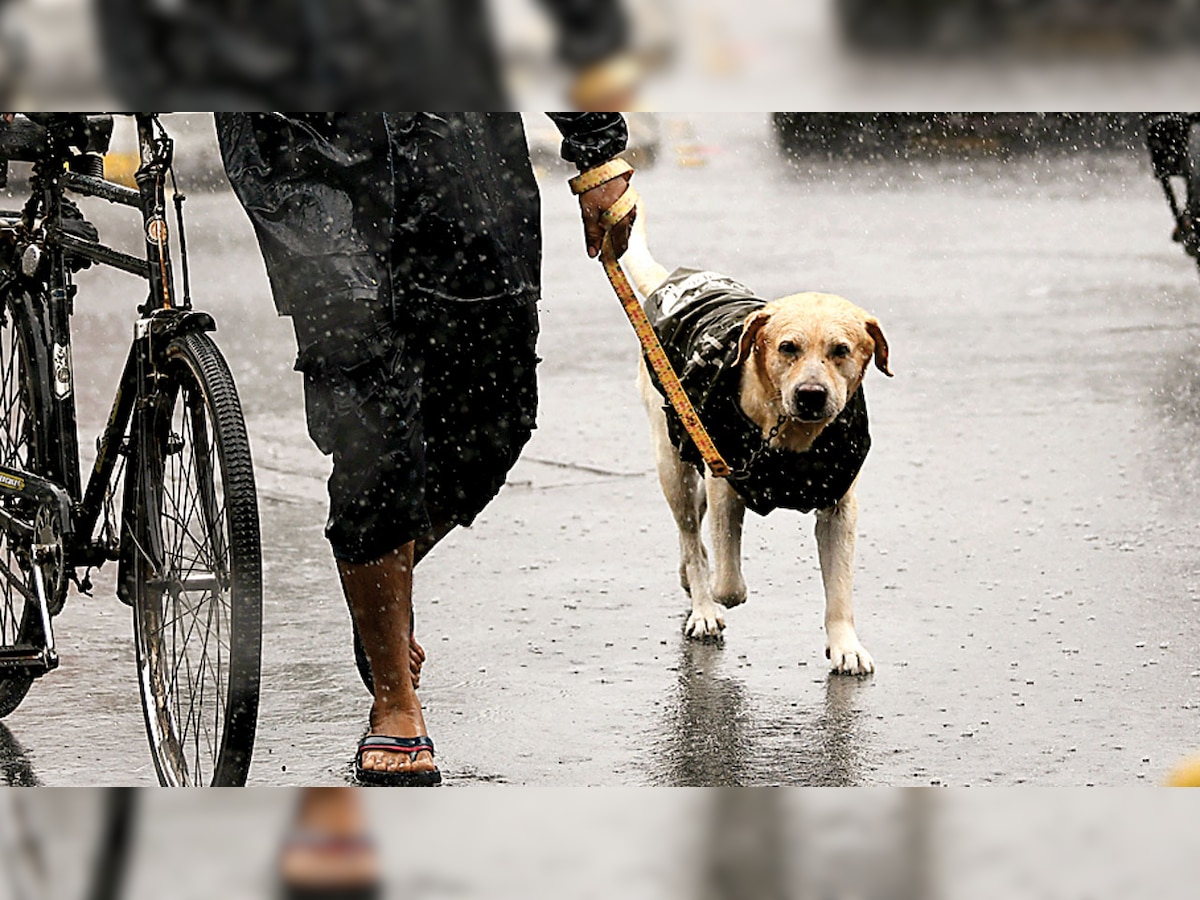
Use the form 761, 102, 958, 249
828, 646, 875, 676
361, 749, 434, 774
684, 608, 725, 640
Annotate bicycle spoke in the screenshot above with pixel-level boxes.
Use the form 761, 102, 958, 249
177, 598, 221, 775
0, 553, 34, 606
162, 409, 221, 578
141, 368, 237, 783
0, 295, 44, 699
133, 332, 259, 786
172, 591, 226, 773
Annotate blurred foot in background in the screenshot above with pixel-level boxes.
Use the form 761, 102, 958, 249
279, 788, 380, 900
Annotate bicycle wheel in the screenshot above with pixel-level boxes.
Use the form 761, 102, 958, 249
0, 289, 56, 719
0, 787, 136, 900
130, 331, 261, 786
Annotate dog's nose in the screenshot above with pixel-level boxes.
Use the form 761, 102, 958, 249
789, 384, 829, 420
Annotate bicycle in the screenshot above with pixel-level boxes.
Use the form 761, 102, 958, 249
0, 787, 136, 900
0, 113, 262, 786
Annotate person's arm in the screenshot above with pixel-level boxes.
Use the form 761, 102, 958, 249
547, 112, 635, 259
546, 111, 627, 170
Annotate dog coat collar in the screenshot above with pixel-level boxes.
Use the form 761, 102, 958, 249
644, 268, 871, 515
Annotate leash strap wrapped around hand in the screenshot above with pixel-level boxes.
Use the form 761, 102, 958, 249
569, 157, 634, 195
573, 158, 731, 477
599, 218, 732, 479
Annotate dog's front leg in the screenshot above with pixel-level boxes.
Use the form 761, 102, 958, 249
706, 473, 747, 609
661, 455, 725, 640
641, 364, 724, 639
665, 459, 725, 639
814, 483, 874, 675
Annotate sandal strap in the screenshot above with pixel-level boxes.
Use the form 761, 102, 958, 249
568, 157, 634, 195
281, 830, 376, 854
356, 735, 435, 763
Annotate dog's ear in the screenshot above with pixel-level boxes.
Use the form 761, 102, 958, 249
736, 311, 771, 367
865, 317, 893, 376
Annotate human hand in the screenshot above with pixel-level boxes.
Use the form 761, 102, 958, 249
579, 173, 635, 259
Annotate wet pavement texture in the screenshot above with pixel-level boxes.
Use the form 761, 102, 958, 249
1, 114, 1199, 786
6, 790, 1200, 900
0, 789, 687, 900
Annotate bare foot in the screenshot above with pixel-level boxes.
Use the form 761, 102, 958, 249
279, 788, 380, 891
359, 703, 438, 778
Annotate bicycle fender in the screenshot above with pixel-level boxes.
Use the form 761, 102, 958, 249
137, 309, 216, 345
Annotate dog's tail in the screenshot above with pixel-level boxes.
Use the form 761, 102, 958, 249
619, 196, 671, 299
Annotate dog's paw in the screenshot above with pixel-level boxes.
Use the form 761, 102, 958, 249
826, 639, 875, 676
685, 606, 726, 640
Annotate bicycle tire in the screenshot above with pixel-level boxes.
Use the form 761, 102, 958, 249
130, 331, 261, 786
0, 787, 136, 900
85, 788, 136, 900
0, 288, 56, 719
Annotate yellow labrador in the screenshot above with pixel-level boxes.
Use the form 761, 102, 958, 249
622, 209, 891, 674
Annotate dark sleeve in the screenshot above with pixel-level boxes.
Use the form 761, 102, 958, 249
1146, 113, 1189, 179
546, 112, 628, 171
535, 0, 629, 68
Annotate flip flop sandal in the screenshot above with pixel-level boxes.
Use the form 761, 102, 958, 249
278, 832, 382, 900
355, 735, 442, 787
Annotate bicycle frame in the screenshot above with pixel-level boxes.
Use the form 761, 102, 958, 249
0, 115, 215, 677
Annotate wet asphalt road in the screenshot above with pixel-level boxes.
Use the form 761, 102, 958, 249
2, 113, 1200, 786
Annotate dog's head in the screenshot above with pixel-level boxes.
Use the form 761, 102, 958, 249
735, 292, 892, 428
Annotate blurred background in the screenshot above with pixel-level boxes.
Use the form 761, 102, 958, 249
7, 0, 1200, 108
5, 789, 1200, 900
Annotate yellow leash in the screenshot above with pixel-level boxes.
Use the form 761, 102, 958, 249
571, 159, 731, 479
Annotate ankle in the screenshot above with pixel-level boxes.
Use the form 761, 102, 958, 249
294, 788, 369, 837
368, 701, 428, 735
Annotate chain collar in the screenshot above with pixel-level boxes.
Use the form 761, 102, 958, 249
730, 414, 789, 481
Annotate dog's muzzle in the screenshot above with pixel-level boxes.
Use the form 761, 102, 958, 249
788, 384, 832, 421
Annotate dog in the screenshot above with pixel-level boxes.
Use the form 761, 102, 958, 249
621, 206, 891, 675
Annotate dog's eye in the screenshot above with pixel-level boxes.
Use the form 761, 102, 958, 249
831, 343, 852, 359
778, 340, 799, 356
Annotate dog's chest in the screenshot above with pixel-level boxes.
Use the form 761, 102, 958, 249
645, 268, 871, 515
